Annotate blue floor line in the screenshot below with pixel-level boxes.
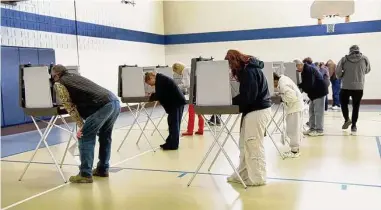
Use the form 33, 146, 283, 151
376, 136, 381, 159
2, 159, 381, 189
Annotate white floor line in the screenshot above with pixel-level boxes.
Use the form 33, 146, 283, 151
1, 147, 159, 210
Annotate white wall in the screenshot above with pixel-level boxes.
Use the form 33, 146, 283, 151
1, 0, 165, 101
163, 0, 381, 100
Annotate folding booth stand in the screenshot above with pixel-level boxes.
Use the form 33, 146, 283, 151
18, 64, 79, 183
116, 65, 165, 152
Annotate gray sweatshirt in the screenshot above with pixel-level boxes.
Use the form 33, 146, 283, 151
335, 53, 371, 90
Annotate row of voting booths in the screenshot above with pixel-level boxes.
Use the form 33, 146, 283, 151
17, 58, 301, 186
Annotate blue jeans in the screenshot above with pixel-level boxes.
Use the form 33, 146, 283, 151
309, 96, 325, 132
331, 79, 341, 107
78, 100, 120, 177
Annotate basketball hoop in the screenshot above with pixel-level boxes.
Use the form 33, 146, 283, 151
310, 0, 354, 31
322, 14, 349, 33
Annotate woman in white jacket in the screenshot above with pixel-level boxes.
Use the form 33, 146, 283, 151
273, 73, 304, 157
172, 62, 204, 136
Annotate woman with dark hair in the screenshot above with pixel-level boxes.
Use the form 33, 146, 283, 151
224, 49, 272, 186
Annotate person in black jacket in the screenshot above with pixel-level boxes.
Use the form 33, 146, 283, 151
295, 59, 328, 136
145, 71, 186, 150
224, 49, 272, 187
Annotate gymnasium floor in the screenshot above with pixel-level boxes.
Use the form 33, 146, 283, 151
1, 105, 381, 210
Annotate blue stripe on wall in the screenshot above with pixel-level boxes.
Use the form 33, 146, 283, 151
165, 20, 381, 44
1, 8, 165, 45
2, 8, 381, 45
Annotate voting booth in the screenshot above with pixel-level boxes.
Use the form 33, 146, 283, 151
116, 65, 165, 152
185, 57, 245, 187
18, 64, 80, 183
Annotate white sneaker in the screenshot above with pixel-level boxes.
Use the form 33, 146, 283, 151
332, 106, 340, 110
308, 131, 324, 137
283, 151, 300, 158
303, 129, 313, 135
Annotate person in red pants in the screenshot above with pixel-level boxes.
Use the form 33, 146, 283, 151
172, 62, 204, 136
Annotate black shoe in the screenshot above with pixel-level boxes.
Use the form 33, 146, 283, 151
342, 120, 352, 129
351, 126, 357, 135
92, 168, 109, 177
161, 144, 178, 150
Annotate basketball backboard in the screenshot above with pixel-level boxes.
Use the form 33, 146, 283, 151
311, 0, 355, 25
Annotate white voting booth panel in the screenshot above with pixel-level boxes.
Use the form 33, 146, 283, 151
196, 60, 232, 106
24, 66, 54, 108
156, 67, 173, 79
284, 62, 299, 85
121, 66, 146, 97
272, 61, 285, 76
263, 62, 275, 96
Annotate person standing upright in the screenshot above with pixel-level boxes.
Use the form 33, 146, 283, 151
327, 60, 341, 110
336, 45, 371, 135
172, 62, 204, 136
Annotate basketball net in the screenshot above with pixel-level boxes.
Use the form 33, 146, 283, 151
322, 15, 348, 33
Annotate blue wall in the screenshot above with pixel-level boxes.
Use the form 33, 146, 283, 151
1, 46, 56, 127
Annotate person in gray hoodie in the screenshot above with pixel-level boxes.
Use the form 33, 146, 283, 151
336, 45, 371, 135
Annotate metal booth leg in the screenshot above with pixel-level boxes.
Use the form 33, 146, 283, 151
208, 114, 241, 171
19, 116, 67, 183
137, 102, 166, 143
117, 103, 140, 152
187, 114, 247, 189
151, 113, 166, 136
117, 103, 155, 152
60, 116, 78, 168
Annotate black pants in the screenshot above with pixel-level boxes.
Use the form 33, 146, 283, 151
340, 89, 363, 127
166, 105, 184, 148
209, 114, 221, 123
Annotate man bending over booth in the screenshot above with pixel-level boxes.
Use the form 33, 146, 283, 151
51, 65, 120, 184
145, 71, 186, 150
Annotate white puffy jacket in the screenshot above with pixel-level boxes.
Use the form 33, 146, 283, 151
277, 75, 304, 114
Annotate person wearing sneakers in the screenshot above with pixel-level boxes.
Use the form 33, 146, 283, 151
273, 73, 304, 158
327, 60, 341, 110
172, 62, 204, 136
295, 59, 328, 137
315, 62, 330, 111
51, 65, 120, 184
224, 50, 272, 187
145, 71, 186, 150
336, 45, 371, 135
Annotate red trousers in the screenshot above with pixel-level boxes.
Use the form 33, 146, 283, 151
187, 104, 204, 133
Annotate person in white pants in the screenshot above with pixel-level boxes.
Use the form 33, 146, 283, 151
273, 73, 304, 158
224, 49, 272, 186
